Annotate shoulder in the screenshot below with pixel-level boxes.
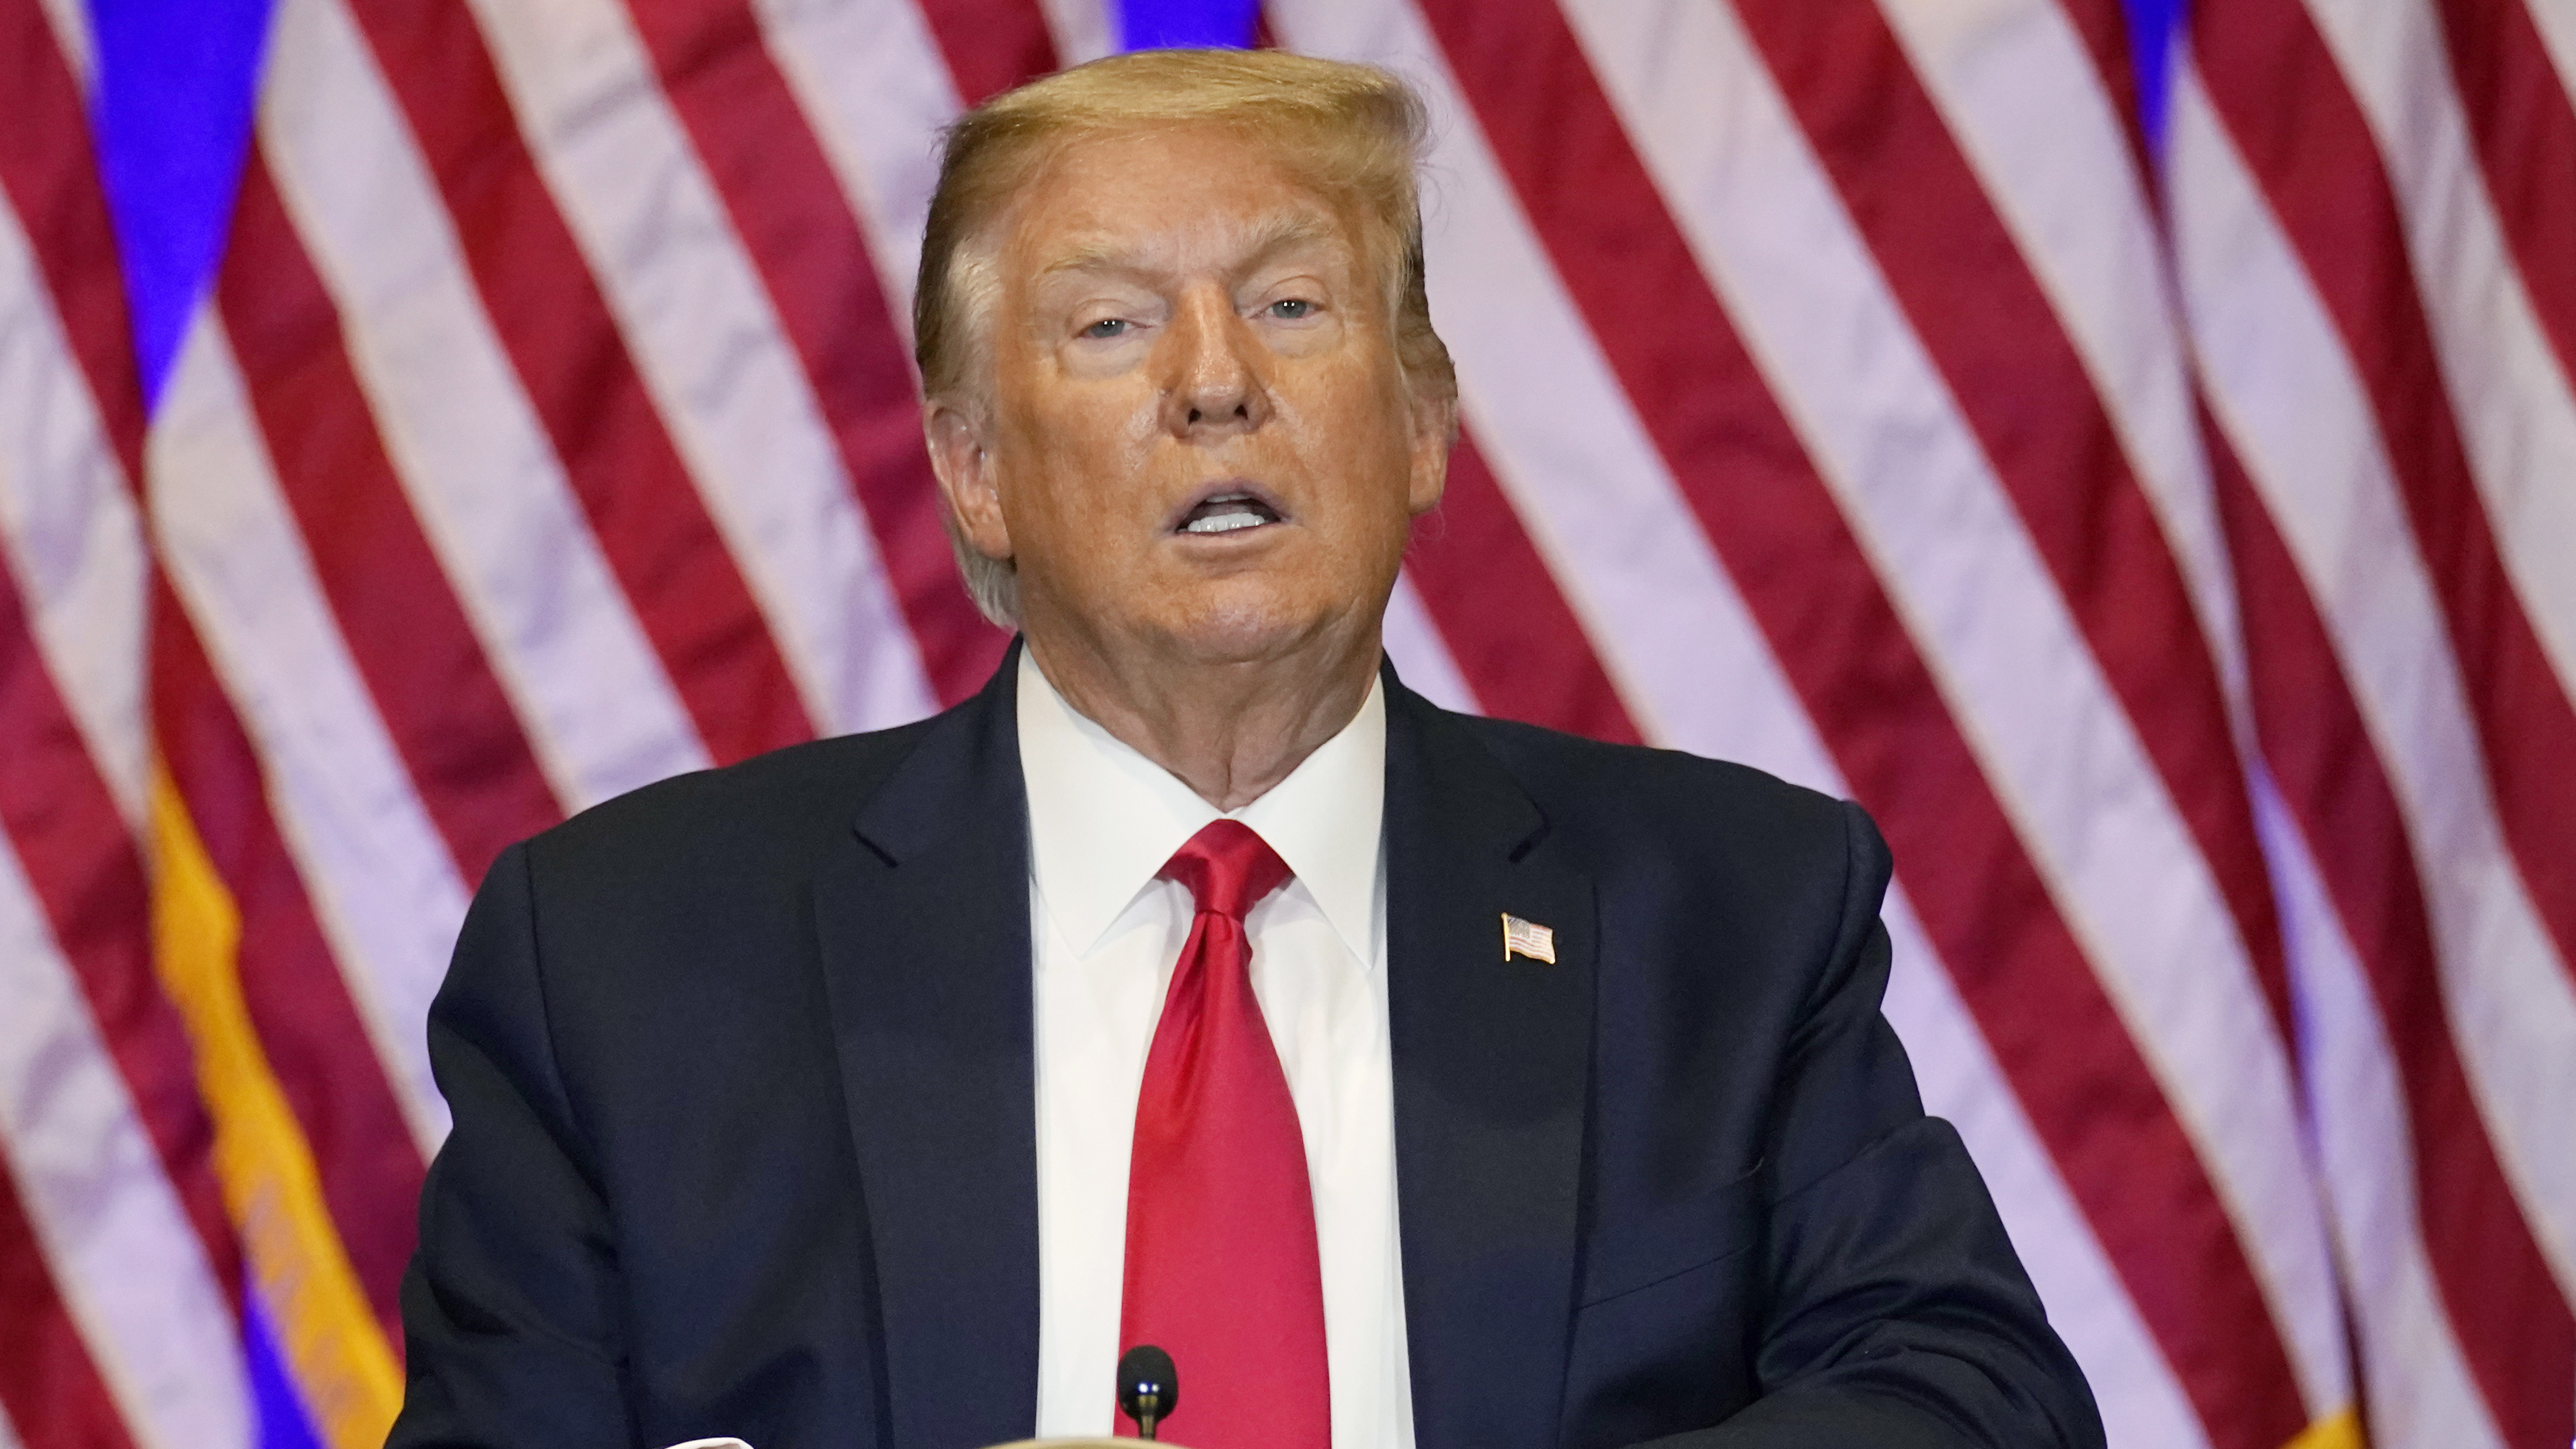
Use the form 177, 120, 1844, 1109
507, 714, 943, 901
1445, 708, 1885, 891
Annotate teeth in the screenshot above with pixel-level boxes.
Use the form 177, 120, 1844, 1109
1180, 491, 1275, 534
1184, 509, 1266, 534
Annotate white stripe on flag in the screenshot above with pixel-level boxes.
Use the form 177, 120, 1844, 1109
147, 314, 462, 1155
0, 189, 147, 825
1381, 570, 1478, 716
1880, 887, 2215, 1449
1563, 0, 2347, 1412
461, 0, 939, 735
752, 0, 962, 327
2168, 60, 2576, 1295
1874, 0, 2249, 707
2300, 0, 2576, 689
1032, 0, 1114, 66
2248, 766, 2505, 1449
0, 842, 250, 1449
259, 0, 711, 808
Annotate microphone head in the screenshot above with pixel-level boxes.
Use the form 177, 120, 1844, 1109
1115, 1344, 1178, 1428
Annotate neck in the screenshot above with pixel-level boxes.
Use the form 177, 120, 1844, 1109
1023, 628, 1379, 812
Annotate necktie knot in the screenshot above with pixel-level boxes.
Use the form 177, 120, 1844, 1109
1159, 819, 1292, 922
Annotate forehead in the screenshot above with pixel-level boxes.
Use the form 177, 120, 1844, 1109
997, 125, 1362, 280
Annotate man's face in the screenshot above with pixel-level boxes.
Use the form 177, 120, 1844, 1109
932, 123, 1447, 672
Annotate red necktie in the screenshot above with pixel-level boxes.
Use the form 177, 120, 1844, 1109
1118, 820, 1330, 1449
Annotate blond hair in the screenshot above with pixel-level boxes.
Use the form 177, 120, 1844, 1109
915, 48, 1457, 626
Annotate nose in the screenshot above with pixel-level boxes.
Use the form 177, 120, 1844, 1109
1158, 287, 1271, 438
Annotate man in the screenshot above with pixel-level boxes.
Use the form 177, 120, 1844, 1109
390, 49, 2102, 1449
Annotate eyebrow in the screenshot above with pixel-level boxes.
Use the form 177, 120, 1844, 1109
1034, 212, 1347, 284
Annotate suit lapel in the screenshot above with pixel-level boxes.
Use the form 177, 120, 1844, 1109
1382, 676, 1596, 1449
809, 655, 1595, 1449
813, 650, 1039, 1449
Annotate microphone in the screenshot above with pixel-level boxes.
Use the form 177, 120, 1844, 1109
1115, 1344, 1178, 1441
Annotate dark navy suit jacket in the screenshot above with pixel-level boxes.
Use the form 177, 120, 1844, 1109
389, 650, 2103, 1449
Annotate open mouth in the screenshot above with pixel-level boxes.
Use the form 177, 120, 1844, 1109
1174, 490, 1283, 535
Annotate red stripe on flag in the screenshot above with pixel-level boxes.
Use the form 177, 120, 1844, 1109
152, 588, 423, 1345
1420, 2, 2311, 1443
622, 0, 1009, 706
2435, 0, 2576, 395
2209, 413, 2576, 1449
0, 1153, 142, 1449
219, 150, 565, 884
0, 0, 148, 483
0, 566, 243, 1318
2049, 0, 2158, 173
1404, 430, 1641, 744
342, 0, 816, 764
1732, 0, 2296, 1042
914, 0, 1060, 105
2195, 0, 2576, 987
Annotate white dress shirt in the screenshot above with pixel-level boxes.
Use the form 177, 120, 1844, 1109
1019, 650, 1416, 1449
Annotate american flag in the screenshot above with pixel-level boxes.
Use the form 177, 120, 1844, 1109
1, 0, 2569, 1446
1502, 914, 1557, 965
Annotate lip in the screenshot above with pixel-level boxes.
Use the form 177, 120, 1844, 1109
1162, 478, 1291, 536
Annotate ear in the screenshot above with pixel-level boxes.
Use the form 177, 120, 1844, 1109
1406, 392, 1454, 517
924, 399, 1014, 562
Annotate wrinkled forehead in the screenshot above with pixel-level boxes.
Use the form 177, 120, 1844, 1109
1029, 212, 1352, 291
990, 125, 1371, 289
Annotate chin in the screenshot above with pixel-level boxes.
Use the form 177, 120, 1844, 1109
1159, 587, 1340, 665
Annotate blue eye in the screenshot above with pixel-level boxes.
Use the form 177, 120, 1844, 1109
1268, 298, 1315, 320
1081, 318, 1129, 339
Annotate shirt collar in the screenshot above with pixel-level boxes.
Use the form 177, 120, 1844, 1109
1016, 647, 1386, 963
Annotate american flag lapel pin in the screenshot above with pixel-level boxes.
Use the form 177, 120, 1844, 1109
1502, 912, 1557, 964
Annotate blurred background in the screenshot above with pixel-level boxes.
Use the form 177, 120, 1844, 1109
2, 0, 2571, 1447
